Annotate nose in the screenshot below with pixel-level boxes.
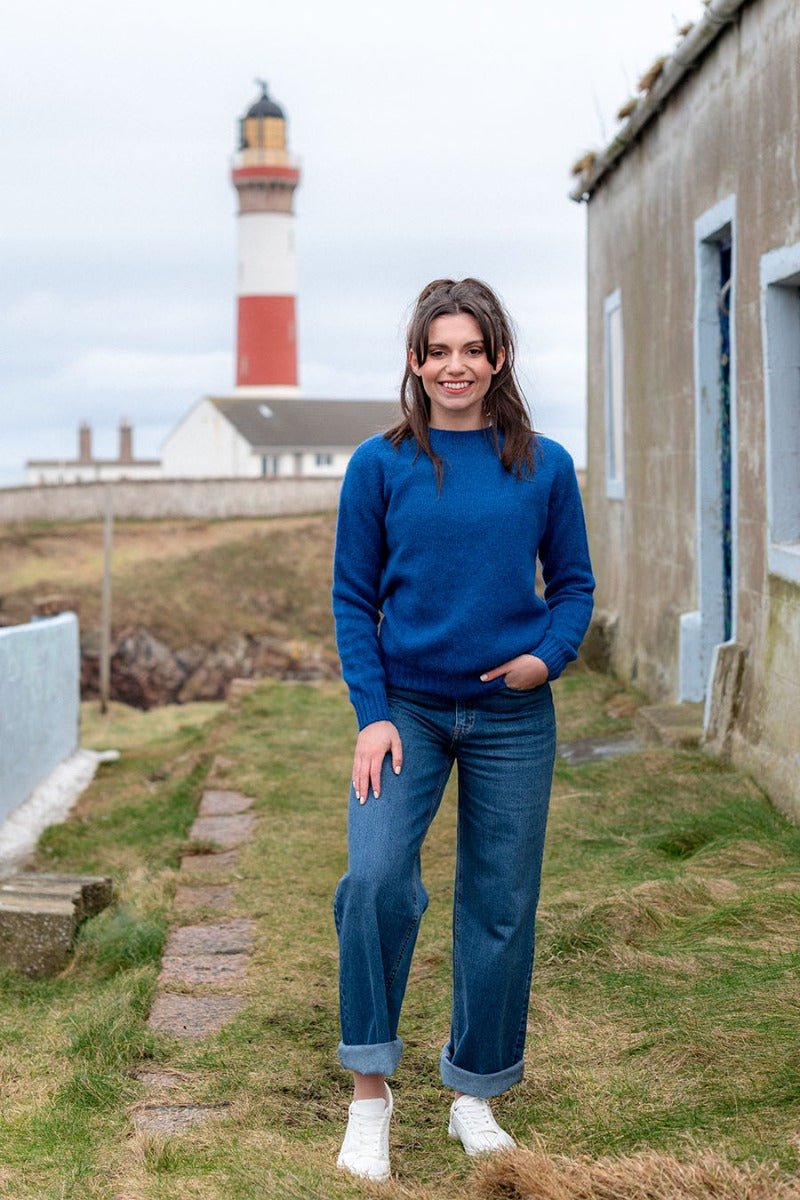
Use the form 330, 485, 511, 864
447, 353, 467, 375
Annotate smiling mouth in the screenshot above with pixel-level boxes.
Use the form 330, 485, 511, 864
440, 381, 472, 393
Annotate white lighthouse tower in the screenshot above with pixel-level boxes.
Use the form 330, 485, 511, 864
232, 81, 301, 396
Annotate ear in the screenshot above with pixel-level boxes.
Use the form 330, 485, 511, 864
409, 347, 423, 377
492, 347, 507, 375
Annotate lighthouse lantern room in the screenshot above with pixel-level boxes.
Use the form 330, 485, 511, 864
232, 81, 301, 395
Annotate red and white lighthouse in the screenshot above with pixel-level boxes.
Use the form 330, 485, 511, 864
232, 82, 301, 396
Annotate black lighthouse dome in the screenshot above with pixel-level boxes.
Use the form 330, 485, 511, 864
246, 81, 284, 121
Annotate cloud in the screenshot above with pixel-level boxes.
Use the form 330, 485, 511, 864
53, 349, 232, 395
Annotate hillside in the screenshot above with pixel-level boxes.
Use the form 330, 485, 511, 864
0, 514, 340, 705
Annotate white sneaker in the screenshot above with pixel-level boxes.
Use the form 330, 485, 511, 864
448, 1094, 515, 1156
337, 1084, 393, 1182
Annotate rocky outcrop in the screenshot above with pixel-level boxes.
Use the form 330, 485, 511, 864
81, 626, 339, 710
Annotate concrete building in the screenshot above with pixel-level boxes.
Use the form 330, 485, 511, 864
572, 0, 800, 817
26, 421, 162, 485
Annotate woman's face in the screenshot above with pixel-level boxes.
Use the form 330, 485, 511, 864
410, 313, 505, 431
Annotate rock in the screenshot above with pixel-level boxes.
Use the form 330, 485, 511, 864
80, 624, 338, 709
582, 608, 619, 673
111, 627, 188, 709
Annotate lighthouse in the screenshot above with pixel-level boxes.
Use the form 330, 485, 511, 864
232, 82, 301, 396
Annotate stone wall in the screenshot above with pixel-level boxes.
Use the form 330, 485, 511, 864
0, 614, 80, 823
0, 476, 342, 524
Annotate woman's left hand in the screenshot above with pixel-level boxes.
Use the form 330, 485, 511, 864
480, 654, 549, 691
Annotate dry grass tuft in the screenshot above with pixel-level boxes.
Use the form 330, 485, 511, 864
472, 1145, 800, 1200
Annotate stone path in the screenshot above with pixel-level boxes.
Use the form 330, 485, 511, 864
135, 777, 257, 1136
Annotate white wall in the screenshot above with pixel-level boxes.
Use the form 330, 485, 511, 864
161, 399, 259, 478
0, 614, 80, 824
26, 463, 163, 485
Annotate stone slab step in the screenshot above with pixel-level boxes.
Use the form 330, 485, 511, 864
637, 703, 705, 749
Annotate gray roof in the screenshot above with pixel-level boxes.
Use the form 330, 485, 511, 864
212, 397, 401, 451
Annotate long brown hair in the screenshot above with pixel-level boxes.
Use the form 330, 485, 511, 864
386, 278, 536, 487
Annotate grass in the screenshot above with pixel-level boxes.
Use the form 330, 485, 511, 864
0, 670, 798, 1198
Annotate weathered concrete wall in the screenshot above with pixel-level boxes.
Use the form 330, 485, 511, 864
0, 614, 80, 823
584, 0, 800, 815
0, 476, 341, 523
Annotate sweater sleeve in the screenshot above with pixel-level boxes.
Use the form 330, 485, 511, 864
530, 448, 595, 680
331, 441, 393, 729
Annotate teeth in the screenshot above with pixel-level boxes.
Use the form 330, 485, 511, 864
442, 382, 470, 391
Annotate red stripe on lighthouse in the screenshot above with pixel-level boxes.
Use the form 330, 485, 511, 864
236, 295, 298, 387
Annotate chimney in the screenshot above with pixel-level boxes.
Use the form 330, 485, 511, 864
78, 422, 92, 463
118, 419, 133, 463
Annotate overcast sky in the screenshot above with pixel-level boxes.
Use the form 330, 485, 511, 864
1, 0, 704, 485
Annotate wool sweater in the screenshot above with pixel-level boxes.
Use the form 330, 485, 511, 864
332, 427, 595, 729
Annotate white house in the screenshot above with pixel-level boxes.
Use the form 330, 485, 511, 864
160, 396, 400, 479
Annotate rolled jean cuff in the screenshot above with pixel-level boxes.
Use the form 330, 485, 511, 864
439, 1049, 523, 1098
338, 1038, 403, 1077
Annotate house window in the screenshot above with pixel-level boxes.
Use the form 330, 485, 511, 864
761, 241, 800, 585
261, 455, 280, 476
603, 289, 624, 499
315, 452, 333, 468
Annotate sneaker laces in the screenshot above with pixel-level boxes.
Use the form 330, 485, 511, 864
455, 1096, 498, 1134
347, 1098, 389, 1156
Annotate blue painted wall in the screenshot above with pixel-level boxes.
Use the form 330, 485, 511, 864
0, 613, 80, 823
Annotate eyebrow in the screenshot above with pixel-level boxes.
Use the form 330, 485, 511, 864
427, 339, 485, 349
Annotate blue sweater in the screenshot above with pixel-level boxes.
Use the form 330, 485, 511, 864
332, 428, 595, 729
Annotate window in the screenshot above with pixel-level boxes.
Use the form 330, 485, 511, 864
761, 241, 800, 585
315, 452, 333, 468
261, 455, 280, 476
603, 289, 624, 499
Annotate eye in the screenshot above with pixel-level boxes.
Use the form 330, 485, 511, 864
428, 349, 446, 358
467, 346, 486, 356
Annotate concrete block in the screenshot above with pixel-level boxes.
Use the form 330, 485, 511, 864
4, 872, 113, 920
0, 873, 113, 977
704, 642, 747, 756
0, 896, 77, 978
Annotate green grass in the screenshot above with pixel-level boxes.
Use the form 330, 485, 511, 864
0, 671, 798, 1198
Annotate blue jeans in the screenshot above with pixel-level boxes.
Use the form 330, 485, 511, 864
333, 683, 556, 1098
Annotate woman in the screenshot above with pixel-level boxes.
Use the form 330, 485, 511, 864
332, 278, 594, 1181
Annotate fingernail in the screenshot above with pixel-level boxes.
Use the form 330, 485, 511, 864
373, 791, 380, 799
480, 673, 488, 682
394, 765, 401, 775
359, 796, 366, 806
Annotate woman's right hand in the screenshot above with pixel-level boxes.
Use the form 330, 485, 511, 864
352, 721, 403, 804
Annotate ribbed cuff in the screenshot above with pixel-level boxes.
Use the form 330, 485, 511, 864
530, 635, 572, 682
353, 692, 392, 730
